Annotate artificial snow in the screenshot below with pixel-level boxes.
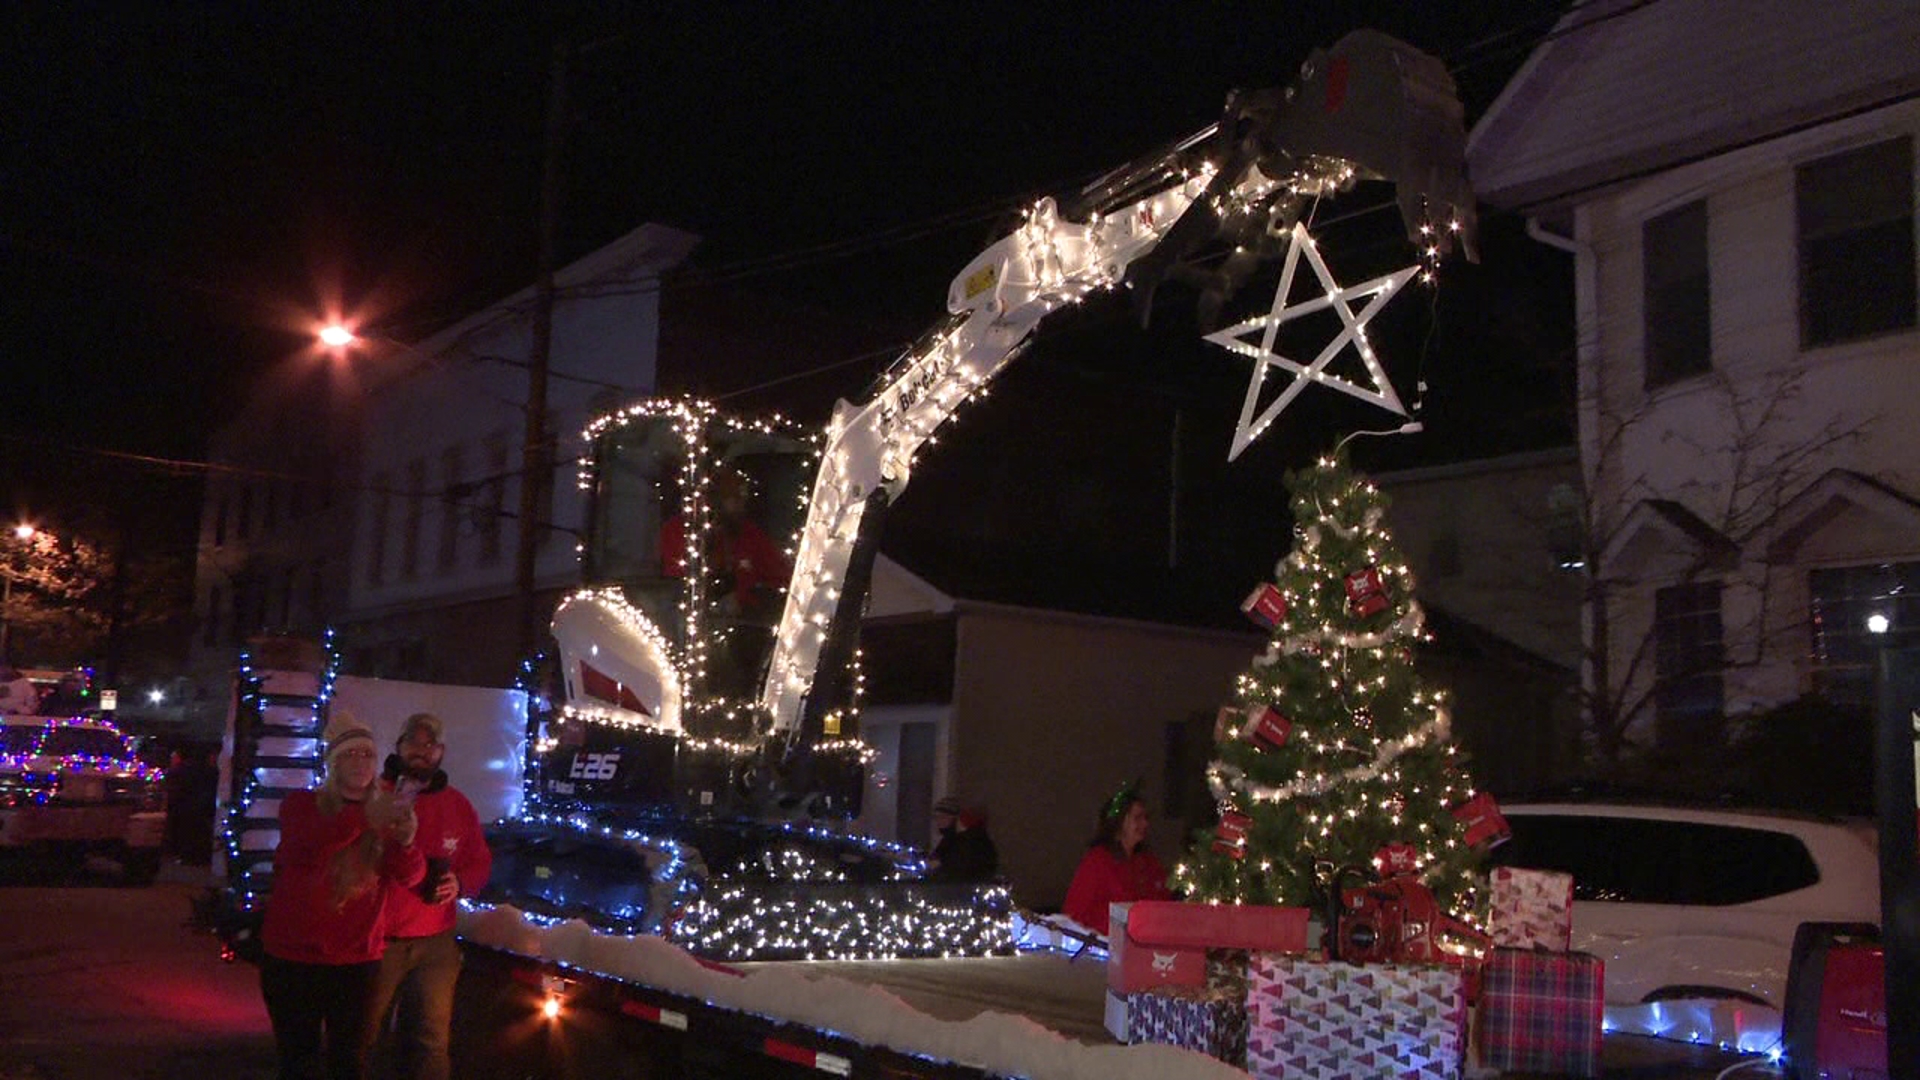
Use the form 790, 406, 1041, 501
460, 905, 1244, 1079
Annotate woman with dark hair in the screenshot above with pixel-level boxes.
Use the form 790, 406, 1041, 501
1060, 781, 1170, 937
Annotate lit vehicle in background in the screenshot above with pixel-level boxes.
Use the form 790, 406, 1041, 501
1490, 801, 1880, 1050
0, 714, 166, 884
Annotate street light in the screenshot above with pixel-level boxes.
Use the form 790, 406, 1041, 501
318, 323, 357, 349
1, 523, 37, 664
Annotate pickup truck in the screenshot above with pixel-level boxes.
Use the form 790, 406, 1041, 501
0, 713, 167, 883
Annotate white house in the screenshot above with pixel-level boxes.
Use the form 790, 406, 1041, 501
190, 224, 697, 708
1467, 0, 1920, 755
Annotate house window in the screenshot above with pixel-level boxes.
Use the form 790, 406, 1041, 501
401, 458, 425, 580
1798, 137, 1916, 347
235, 484, 253, 541
533, 410, 559, 552
1547, 483, 1586, 570
1428, 529, 1462, 579
367, 471, 391, 587
1643, 200, 1710, 388
480, 432, 508, 564
1809, 561, 1920, 708
1654, 581, 1724, 749
203, 587, 223, 647
438, 444, 465, 573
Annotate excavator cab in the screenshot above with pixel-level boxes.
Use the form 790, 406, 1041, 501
546, 400, 817, 817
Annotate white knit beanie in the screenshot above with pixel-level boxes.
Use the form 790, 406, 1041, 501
321, 710, 375, 763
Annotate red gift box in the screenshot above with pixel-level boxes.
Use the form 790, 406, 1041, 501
1241, 706, 1292, 750
1373, 842, 1419, 878
1110, 901, 1311, 994
1241, 582, 1288, 628
1213, 811, 1253, 857
1450, 792, 1511, 849
1477, 947, 1604, 1077
1344, 566, 1388, 617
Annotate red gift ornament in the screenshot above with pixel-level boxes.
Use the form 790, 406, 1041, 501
1240, 582, 1288, 628
1240, 705, 1292, 750
1344, 566, 1389, 617
1450, 791, 1512, 850
1213, 810, 1253, 858
1373, 842, 1420, 878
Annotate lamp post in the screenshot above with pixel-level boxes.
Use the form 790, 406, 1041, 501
1869, 613, 1920, 1078
0, 523, 37, 664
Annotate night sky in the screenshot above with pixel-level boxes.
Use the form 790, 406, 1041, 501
2, 2, 1574, 568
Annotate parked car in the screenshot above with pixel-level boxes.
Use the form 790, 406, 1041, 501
1489, 802, 1880, 1013
0, 714, 167, 884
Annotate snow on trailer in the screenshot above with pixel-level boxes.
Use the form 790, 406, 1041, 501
458, 904, 1244, 1080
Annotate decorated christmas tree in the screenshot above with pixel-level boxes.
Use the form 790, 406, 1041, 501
1173, 453, 1490, 921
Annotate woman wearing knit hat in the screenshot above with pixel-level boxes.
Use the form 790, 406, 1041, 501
260, 710, 426, 1080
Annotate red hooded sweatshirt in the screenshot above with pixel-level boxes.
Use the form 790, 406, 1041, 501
380, 783, 492, 939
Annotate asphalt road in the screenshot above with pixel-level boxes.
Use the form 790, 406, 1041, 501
0, 855, 1779, 1080
0, 859, 276, 1080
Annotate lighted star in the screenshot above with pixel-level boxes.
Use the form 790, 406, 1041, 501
1206, 222, 1419, 460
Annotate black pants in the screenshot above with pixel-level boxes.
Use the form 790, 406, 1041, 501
260, 953, 380, 1080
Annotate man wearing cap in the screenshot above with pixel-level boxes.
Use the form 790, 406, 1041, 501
362, 712, 491, 1080
929, 795, 999, 883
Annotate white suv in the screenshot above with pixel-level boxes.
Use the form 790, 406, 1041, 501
1490, 802, 1880, 1049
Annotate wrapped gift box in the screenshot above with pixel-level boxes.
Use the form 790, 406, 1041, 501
1110, 901, 1310, 993
1478, 947, 1604, 1077
1247, 955, 1466, 1080
1488, 866, 1574, 951
1126, 986, 1248, 1067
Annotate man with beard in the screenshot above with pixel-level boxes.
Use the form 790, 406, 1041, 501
362, 712, 492, 1080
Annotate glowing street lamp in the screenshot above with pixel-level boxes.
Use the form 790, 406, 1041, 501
2, 522, 38, 664
318, 323, 358, 349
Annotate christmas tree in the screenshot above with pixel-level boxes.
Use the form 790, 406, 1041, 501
1173, 453, 1486, 920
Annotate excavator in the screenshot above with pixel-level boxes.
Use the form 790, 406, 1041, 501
483, 29, 1478, 960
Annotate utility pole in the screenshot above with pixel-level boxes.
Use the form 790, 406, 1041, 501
1874, 646, 1920, 1079
514, 41, 568, 668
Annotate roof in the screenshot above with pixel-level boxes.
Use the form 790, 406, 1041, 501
1467, 0, 1920, 211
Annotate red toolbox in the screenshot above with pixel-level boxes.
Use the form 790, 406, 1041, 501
1782, 922, 1887, 1080
1109, 901, 1310, 993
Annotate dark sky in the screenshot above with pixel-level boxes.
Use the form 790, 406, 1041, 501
2, 2, 1574, 548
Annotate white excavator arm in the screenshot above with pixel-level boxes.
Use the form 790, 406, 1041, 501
763, 30, 1477, 738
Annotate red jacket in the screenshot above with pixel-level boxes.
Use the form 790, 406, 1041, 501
1061, 845, 1171, 937
262, 790, 425, 965
381, 783, 492, 939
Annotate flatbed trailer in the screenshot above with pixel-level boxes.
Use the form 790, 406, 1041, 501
446, 911, 1757, 1080
449, 909, 1244, 1080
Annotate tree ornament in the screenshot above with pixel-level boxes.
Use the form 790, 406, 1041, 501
1352, 706, 1373, 731
1374, 842, 1420, 878
1205, 222, 1421, 461
1450, 791, 1512, 850
1344, 565, 1389, 616
1240, 582, 1288, 628
1241, 705, 1292, 751
1213, 811, 1253, 858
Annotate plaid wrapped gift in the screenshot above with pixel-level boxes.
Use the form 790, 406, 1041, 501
1478, 947, 1604, 1077
1488, 866, 1574, 951
1126, 986, 1248, 1067
1247, 955, 1466, 1080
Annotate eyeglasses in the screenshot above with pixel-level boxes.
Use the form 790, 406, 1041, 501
335, 747, 376, 761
